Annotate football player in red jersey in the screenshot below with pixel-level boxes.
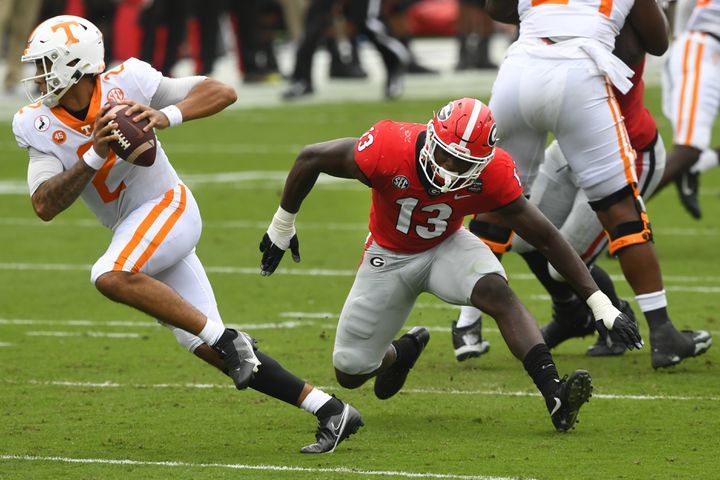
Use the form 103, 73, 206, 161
260, 98, 643, 432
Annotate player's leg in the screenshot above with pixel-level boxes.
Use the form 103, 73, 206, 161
347, 0, 410, 99
333, 241, 429, 399
559, 76, 712, 369
156, 252, 364, 453
91, 185, 260, 388
429, 229, 592, 431
658, 31, 720, 218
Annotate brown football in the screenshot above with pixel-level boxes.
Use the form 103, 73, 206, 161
107, 102, 157, 167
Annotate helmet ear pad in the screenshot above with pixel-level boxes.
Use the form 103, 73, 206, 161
419, 98, 497, 192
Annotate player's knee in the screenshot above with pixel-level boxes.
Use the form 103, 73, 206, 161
333, 349, 375, 379
334, 368, 366, 389
470, 273, 516, 317
94, 271, 120, 298
605, 219, 653, 255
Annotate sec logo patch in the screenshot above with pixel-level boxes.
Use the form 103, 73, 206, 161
106, 88, 125, 103
392, 175, 409, 190
52, 130, 67, 144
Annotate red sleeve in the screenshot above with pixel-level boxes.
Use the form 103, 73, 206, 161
354, 120, 393, 185
480, 148, 524, 210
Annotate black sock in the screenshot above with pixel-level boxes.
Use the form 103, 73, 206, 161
523, 343, 561, 412
315, 395, 344, 419
248, 350, 305, 406
590, 265, 620, 307
392, 335, 420, 368
521, 251, 577, 302
645, 307, 670, 330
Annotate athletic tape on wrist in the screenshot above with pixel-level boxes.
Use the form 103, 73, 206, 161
586, 291, 617, 329
267, 206, 297, 250
82, 147, 106, 170
159, 105, 183, 128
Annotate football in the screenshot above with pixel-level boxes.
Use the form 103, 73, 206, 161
107, 102, 157, 167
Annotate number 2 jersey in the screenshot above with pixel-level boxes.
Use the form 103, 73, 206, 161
12, 58, 180, 230
354, 120, 523, 254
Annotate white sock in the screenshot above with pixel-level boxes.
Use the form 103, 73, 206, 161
456, 306, 482, 328
691, 149, 719, 174
635, 290, 667, 313
197, 319, 224, 346
300, 388, 333, 415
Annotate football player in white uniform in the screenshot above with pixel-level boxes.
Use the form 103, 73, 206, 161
658, 0, 720, 219
12, 15, 362, 454
483, 0, 712, 368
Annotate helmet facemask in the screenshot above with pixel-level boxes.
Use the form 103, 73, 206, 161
419, 98, 498, 193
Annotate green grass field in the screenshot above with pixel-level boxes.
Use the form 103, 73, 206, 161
0, 87, 718, 480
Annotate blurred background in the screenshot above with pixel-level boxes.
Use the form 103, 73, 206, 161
0, 0, 665, 111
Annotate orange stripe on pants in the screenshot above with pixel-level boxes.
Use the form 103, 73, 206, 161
113, 188, 176, 271
131, 185, 188, 272
684, 34, 705, 145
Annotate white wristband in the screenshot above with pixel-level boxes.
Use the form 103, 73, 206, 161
586, 290, 616, 329
159, 105, 183, 128
267, 206, 297, 250
82, 147, 106, 170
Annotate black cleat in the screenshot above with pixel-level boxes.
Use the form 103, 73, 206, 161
650, 323, 712, 369
550, 370, 593, 432
374, 327, 430, 400
541, 298, 595, 349
212, 329, 261, 389
452, 319, 490, 361
300, 402, 364, 454
675, 170, 701, 219
586, 299, 634, 357
282, 80, 313, 100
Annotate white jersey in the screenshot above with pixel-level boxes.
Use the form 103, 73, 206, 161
12, 58, 180, 229
517, 0, 634, 50
687, 0, 720, 37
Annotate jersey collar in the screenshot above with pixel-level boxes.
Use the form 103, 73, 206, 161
50, 75, 102, 137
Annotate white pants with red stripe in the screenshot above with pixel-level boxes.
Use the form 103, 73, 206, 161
489, 53, 637, 202
91, 184, 223, 352
512, 135, 666, 264
662, 31, 720, 149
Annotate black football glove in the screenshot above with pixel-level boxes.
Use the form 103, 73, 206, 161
595, 311, 643, 350
259, 232, 300, 276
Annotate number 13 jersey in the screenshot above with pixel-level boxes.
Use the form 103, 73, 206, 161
354, 120, 523, 254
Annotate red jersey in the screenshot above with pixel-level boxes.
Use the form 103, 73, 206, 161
613, 58, 657, 151
354, 120, 523, 254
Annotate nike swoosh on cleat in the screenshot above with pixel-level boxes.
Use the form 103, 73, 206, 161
550, 397, 562, 416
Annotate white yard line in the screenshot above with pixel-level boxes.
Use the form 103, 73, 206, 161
12, 379, 718, 402
1, 216, 719, 238
0, 455, 523, 480
26, 331, 142, 338
2, 262, 720, 289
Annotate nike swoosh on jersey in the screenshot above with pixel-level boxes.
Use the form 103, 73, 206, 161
454, 194, 472, 200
